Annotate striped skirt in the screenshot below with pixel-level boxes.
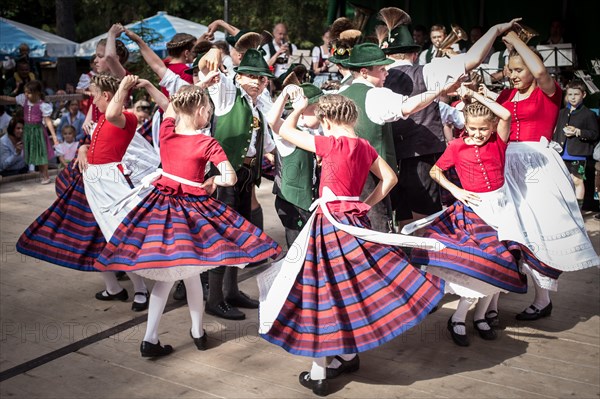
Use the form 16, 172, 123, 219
410, 202, 560, 296
261, 211, 444, 357
94, 188, 282, 282
17, 163, 106, 271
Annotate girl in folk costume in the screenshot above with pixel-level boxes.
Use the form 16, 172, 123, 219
259, 93, 444, 397
78, 74, 150, 310
0, 81, 59, 184
93, 85, 281, 357
409, 86, 543, 346
160, 33, 196, 97
491, 31, 599, 321
17, 77, 161, 276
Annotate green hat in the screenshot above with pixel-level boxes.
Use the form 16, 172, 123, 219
225, 29, 250, 47
328, 45, 352, 67
381, 25, 421, 55
345, 43, 394, 68
284, 83, 324, 110
277, 63, 307, 85
185, 51, 210, 75
234, 49, 275, 78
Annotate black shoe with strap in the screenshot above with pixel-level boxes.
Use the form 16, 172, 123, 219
326, 355, 360, 379
190, 329, 208, 351
485, 310, 499, 327
299, 371, 329, 397
447, 318, 470, 347
95, 288, 128, 301
473, 319, 497, 340
516, 302, 552, 321
131, 292, 149, 312
225, 291, 259, 309
140, 341, 173, 358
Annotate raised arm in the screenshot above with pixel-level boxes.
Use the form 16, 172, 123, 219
464, 18, 521, 72
136, 79, 169, 111
279, 96, 316, 153
106, 75, 137, 128
206, 19, 240, 37
123, 27, 168, 80
458, 84, 511, 142
502, 31, 555, 96
198, 48, 222, 77
105, 24, 128, 78
399, 78, 462, 117
267, 84, 302, 133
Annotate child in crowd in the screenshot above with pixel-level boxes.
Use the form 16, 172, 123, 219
0, 81, 58, 184
260, 92, 444, 397
553, 80, 599, 205
94, 85, 281, 357
54, 125, 78, 169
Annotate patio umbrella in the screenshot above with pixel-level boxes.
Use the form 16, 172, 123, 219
0, 17, 78, 57
76, 11, 225, 58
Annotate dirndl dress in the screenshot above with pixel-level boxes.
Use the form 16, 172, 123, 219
259, 187, 445, 357
93, 170, 282, 282
500, 138, 599, 288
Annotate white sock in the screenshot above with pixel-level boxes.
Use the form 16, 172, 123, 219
101, 272, 122, 294
142, 281, 173, 344
473, 296, 493, 330
310, 357, 327, 380
488, 292, 500, 314
329, 353, 356, 369
530, 283, 551, 312
452, 297, 475, 335
184, 275, 204, 338
127, 273, 148, 303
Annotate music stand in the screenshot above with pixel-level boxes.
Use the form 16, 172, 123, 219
289, 50, 312, 70
536, 43, 574, 69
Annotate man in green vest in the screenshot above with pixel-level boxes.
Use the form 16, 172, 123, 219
200, 48, 277, 320
341, 43, 452, 232
267, 83, 324, 247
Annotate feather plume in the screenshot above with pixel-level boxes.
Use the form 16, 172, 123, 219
378, 7, 411, 31
330, 17, 355, 42
235, 32, 261, 52
282, 72, 301, 87
375, 25, 389, 46
260, 30, 273, 48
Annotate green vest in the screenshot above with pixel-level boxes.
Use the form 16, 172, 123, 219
342, 83, 397, 170
214, 89, 264, 172
279, 146, 315, 211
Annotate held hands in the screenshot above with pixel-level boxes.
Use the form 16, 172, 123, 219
109, 23, 126, 37
199, 48, 222, 72
563, 125, 580, 137
452, 187, 482, 207
281, 84, 302, 101
478, 83, 492, 98
199, 70, 221, 88
502, 31, 520, 51
496, 18, 522, 36
119, 75, 138, 92
292, 95, 309, 111
456, 83, 475, 99
123, 28, 141, 43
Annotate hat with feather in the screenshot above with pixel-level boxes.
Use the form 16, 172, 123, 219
377, 7, 421, 54
328, 17, 363, 67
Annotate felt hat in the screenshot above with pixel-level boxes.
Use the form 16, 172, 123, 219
225, 29, 250, 47
278, 63, 307, 86
234, 49, 275, 78
381, 25, 421, 54
344, 43, 394, 68
284, 83, 324, 110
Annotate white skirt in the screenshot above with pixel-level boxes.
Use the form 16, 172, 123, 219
500, 139, 599, 272
121, 132, 161, 187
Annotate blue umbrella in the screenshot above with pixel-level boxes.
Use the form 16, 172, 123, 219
0, 17, 78, 57
77, 11, 225, 58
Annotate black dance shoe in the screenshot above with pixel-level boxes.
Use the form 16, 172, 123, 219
225, 291, 259, 309
131, 292, 149, 312
485, 310, 500, 327
140, 341, 173, 358
190, 329, 208, 351
173, 280, 187, 301
95, 289, 128, 301
447, 318, 470, 347
516, 302, 552, 321
473, 319, 497, 340
299, 371, 329, 397
205, 301, 245, 320
326, 355, 360, 379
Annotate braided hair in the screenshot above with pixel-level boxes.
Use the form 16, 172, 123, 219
91, 73, 121, 94
463, 100, 497, 124
169, 85, 209, 115
315, 94, 358, 125
167, 33, 196, 57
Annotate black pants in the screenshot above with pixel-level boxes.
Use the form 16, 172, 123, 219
274, 196, 312, 247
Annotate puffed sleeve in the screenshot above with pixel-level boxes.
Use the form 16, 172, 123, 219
40, 102, 53, 117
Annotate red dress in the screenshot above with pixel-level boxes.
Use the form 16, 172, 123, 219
262, 134, 444, 357
94, 118, 281, 281
497, 82, 562, 142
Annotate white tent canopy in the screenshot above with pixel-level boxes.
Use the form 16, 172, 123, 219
76, 12, 225, 58
0, 17, 78, 57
